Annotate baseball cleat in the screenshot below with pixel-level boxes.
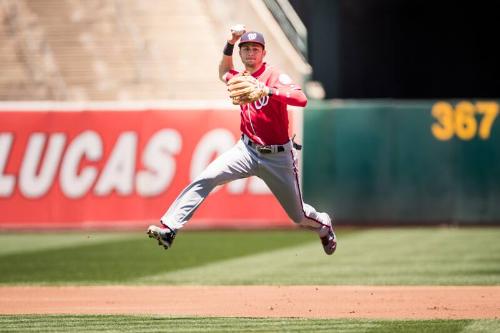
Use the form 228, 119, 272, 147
318, 213, 337, 255
147, 224, 176, 250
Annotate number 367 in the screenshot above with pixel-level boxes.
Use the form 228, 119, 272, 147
431, 101, 498, 140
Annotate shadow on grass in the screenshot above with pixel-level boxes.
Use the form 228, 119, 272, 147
0, 229, 362, 284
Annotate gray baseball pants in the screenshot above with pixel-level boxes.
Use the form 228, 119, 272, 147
160, 136, 331, 233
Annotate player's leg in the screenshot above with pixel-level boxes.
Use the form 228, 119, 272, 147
258, 147, 337, 255
148, 140, 256, 248
162, 140, 256, 229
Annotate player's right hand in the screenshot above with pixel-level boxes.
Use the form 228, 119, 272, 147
229, 24, 245, 44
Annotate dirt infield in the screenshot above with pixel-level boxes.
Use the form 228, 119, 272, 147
1, 286, 499, 319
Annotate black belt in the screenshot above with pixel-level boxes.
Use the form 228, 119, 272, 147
242, 135, 285, 154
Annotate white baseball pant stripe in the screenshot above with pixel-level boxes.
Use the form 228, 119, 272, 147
160, 138, 331, 233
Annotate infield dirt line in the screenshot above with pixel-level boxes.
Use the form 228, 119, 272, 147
0, 286, 499, 319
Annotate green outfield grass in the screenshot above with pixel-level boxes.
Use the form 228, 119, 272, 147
1, 227, 499, 332
0, 315, 498, 333
0, 227, 498, 285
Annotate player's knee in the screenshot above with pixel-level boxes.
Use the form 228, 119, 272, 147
288, 211, 305, 224
193, 175, 217, 189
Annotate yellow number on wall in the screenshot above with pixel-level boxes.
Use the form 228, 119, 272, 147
476, 102, 499, 139
454, 101, 477, 140
431, 101, 498, 141
431, 102, 454, 141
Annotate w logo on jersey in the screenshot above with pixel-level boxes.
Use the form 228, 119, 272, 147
254, 96, 269, 109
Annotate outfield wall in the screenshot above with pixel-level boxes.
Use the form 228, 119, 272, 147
2, 100, 498, 229
0, 102, 290, 230
302, 100, 500, 225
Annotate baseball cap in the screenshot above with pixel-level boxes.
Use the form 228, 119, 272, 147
238, 31, 265, 48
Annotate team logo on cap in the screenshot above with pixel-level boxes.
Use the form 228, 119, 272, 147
248, 33, 257, 40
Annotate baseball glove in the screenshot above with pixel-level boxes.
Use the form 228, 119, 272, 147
227, 73, 268, 105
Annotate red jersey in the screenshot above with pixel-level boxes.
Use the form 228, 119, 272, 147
225, 63, 307, 145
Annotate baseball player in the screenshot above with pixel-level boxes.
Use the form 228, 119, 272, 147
147, 26, 337, 255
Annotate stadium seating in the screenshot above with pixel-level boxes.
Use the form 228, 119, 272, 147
0, 0, 310, 101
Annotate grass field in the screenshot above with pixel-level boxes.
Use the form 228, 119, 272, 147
1, 315, 499, 333
1, 227, 499, 332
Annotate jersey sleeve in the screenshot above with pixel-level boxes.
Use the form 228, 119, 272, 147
223, 69, 240, 82
268, 72, 308, 107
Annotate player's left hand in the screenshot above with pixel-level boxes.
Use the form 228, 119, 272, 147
227, 72, 269, 105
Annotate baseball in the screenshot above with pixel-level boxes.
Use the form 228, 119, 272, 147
231, 24, 246, 36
